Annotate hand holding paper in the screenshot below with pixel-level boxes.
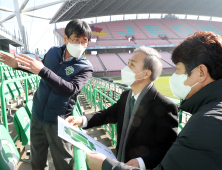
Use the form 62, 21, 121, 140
125, 159, 140, 168
86, 152, 106, 170
65, 116, 83, 127
58, 116, 117, 160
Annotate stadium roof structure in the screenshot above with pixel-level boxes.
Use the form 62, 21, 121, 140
0, 29, 24, 47
50, 0, 222, 24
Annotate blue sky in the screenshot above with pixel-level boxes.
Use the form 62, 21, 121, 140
0, 0, 69, 54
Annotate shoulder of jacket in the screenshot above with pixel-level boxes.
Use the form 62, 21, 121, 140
121, 89, 130, 96
155, 92, 177, 107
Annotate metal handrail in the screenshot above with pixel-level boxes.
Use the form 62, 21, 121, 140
72, 102, 90, 170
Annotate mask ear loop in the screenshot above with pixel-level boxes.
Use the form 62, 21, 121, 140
189, 66, 199, 88
134, 70, 148, 81
135, 70, 148, 75
191, 82, 199, 88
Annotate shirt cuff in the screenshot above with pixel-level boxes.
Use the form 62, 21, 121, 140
136, 157, 146, 170
80, 116, 88, 128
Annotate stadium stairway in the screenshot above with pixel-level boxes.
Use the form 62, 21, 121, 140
116, 53, 127, 65
96, 54, 107, 71
132, 20, 149, 39
104, 22, 115, 40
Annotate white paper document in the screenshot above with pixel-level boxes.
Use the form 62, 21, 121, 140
58, 116, 117, 160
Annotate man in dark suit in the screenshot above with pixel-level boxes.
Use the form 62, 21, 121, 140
66, 46, 178, 170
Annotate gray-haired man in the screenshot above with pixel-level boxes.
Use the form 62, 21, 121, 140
66, 46, 178, 170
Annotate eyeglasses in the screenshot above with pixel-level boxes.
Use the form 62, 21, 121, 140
69, 37, 88, 47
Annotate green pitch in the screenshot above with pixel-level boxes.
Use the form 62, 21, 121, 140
112, 74, 179, 99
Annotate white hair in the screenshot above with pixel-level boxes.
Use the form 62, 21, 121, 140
134, 46, 162, 81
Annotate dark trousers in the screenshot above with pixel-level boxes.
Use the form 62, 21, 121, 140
30, 115, 74, 170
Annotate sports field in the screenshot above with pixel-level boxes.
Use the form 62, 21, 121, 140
112, 74, 179, 99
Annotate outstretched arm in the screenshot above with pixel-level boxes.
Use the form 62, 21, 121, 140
13, 53, 93, 97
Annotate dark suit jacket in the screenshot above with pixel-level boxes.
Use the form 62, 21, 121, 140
84, 85, 178, 169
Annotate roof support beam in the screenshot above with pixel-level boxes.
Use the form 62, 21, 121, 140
93, 0, 116, 16
205, 1, 222, 17
67, 1, 90, 20
0, 14, 16, 25
122, 0, 143, 11
147, 0, 167, 13
160, 0, 181, 11
23, 0, 70, 12
52, 0, 86, 23
78, 0, 103, 18
23, 13, 51, 20
20, 0, 29, 11
137, 0, 155, 11
109, 0, 130, 13
0, 6, 14, 12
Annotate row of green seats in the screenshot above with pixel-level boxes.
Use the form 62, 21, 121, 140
82, 78, 186, 144
0, 65, 39, 105
0, 100, 33, 170
82, 81, 118, 146
3, 67, 21, 100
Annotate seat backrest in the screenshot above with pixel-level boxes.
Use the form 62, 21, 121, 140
16, 70, 24, 78
3, 71, 19, 99
25, 100, 33, 118
0, 83, 12, 103
8, 71, 24, 96
13, 107, 31, 146
0, 124, 20, 170
27, 77, 35, 89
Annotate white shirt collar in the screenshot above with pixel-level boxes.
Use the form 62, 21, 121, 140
132, 92, 141, 101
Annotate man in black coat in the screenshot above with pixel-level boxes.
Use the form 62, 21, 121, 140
66, 46, 178, 170
86, 31, 222, 170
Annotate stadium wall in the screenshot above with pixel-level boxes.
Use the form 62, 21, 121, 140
85, 47, 174, 54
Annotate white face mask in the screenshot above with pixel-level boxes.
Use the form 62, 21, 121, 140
66, 42, 86, 59
169, 70, 199, 99
121, 66, 146, 86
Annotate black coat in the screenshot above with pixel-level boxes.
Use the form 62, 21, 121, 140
153, 78, 222, 170
102, 79, 222, 170
85, 84, 178, 169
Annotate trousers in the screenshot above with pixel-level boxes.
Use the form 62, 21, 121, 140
30, 115, 74, 170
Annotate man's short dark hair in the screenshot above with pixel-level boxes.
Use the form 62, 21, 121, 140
65, 19, 91, 41
172, 31, 222, 80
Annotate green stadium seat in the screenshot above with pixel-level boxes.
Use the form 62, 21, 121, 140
8, 71, 24, 96
13, 107, 31, 146
3, 71, 19, 99
27, 77, 36, 89
25, 100, 33, 118
0, 124, 20, 170
0, 83, 12, 103
16, 70, 24, 78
